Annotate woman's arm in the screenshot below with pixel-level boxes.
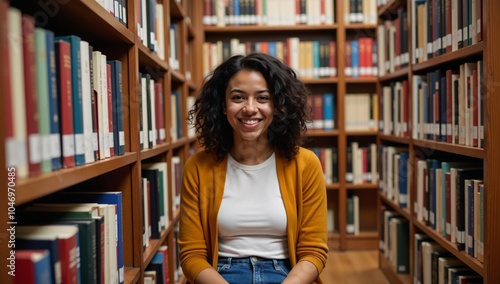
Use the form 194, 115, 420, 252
194, 268, 229, 284
282, 260, 319, 284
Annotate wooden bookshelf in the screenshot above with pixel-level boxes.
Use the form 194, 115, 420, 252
0, 0, 197, 283
376, 0, 500, 283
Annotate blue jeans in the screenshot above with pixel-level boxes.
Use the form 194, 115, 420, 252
217, 256, 291, 284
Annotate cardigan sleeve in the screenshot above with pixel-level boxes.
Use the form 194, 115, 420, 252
177, 154, 214, 283
295, 149, 329, 275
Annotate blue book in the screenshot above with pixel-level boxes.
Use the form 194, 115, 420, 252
312, 41, 320, 78
56, 35, 85, 166
268, 41, 277, 58
351, 40, 359, 78
233, 0, 240, 25
16, 250, 53, 284
108, 60, 125, 155
428, 159, 441, 229
49, 191, 125, 284
46, 30, 62, 170
323, 93, 335, 130
398, 152, 409, 208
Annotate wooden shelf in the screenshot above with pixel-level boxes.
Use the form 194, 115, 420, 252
412, 139, 484, 159
412, 42, 484, 73
379, 255, 412, 284
204, 24, 339, 33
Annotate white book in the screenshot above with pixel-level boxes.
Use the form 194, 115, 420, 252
7, 7, 28, 177
100, 54, 110, 158
141, 76, 150, 147
148, 77, 157, 147
80, 40, 95, 163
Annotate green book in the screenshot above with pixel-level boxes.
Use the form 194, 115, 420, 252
34, 27, 52, 173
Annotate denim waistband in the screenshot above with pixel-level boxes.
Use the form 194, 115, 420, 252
218, 256, 290, 265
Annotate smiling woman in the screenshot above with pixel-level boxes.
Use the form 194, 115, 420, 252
179, 53, 329, 284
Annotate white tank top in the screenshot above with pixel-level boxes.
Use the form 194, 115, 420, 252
218, 153, 289, 259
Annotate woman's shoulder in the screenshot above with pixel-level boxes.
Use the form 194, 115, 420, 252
184, 150, 224, 168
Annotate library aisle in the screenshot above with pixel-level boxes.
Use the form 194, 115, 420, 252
320, 250, 389, 284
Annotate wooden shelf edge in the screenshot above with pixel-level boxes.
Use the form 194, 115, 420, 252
17, 152, 138, 205
140, 144, 170, 160
346, 183, 379, 190
412, 139, 484, 159
379, 134, 411, 145
378, 66, 409, 82
412, 42, 484, 72
379, 193, 412, 220
204, 24, 338, 33
124, 267, 141, 284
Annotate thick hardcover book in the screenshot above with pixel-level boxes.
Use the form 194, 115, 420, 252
108, 60, 125, 155
34, 28, 53, 174
22, 14, 42, 177
55, 39, 76, 168
2, 2, 14, 170
15, 250, 53, 284
56, 35, 85, 166
8, 7, 29, 178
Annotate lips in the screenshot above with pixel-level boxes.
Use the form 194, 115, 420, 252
240, 119, 260, 125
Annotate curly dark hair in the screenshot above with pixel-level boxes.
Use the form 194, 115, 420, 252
188, 52, 311, 161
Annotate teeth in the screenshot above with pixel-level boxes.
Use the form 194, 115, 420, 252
242, 119, 259, 125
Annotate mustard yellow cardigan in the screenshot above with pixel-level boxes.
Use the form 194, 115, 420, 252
178, 147, 328, 284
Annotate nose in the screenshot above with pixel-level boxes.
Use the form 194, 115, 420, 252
243, 100, 257, 113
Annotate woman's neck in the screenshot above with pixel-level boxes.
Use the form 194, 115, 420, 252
230, 142, 274, 165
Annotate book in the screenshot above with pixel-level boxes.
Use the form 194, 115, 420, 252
17, 225, 80, 284
15, 250, 53, 284
34, 27, 53, 174
55, 39, 76, 168
56, 35, 85, 166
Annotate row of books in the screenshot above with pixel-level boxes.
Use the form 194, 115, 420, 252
343, 0, 378, 24
411, 0, 483, 64
141, 158, 181, 249
345, 93, 378, 131
379, 146, 410, 209
5, 8, 125, 180
136, 0, 166, 60
414, 158, 484, 261
376, 9, 410, 76
412, 61, 484, 148
380, 80, 411, 138
97, 0, 127, 26
380, 209, 484, 282
346, 142, 378, 184
138, 73, 166, 149
307, 93, 335, 131
203, 0, 336, 26
310, 147, 339, 184
203, 38, 338, 80
17, 191, 125, 284
344, 37, 378, 78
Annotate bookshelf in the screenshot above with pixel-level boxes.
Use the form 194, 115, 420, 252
193, 0, 380, 251
376, 0, 500, 283
0, 0, 197, 283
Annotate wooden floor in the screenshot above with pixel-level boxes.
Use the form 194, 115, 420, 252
319, 250, 390, 284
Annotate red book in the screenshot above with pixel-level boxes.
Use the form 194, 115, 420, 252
445, 0, 452, 53
15, 250, 52, 284
365, 37, 373, 77
394, 17, 401, 70
312, 94, 324, 130
106, 63, 114, 156
55, 40, 76, 168
328, 40, 336, 77
344, 41, 352, 77
22, 15, 41, 177
358, 38, 367, 77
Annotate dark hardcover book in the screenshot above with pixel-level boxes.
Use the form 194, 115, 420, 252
455, 168, 482, 251
106, 63, 115, 157
142, 168, 161, 239
108, 60, 125, 155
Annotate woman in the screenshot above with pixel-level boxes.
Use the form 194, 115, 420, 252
178, 52, 328, 284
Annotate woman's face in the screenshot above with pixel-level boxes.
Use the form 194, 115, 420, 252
224, 69, 274, 143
